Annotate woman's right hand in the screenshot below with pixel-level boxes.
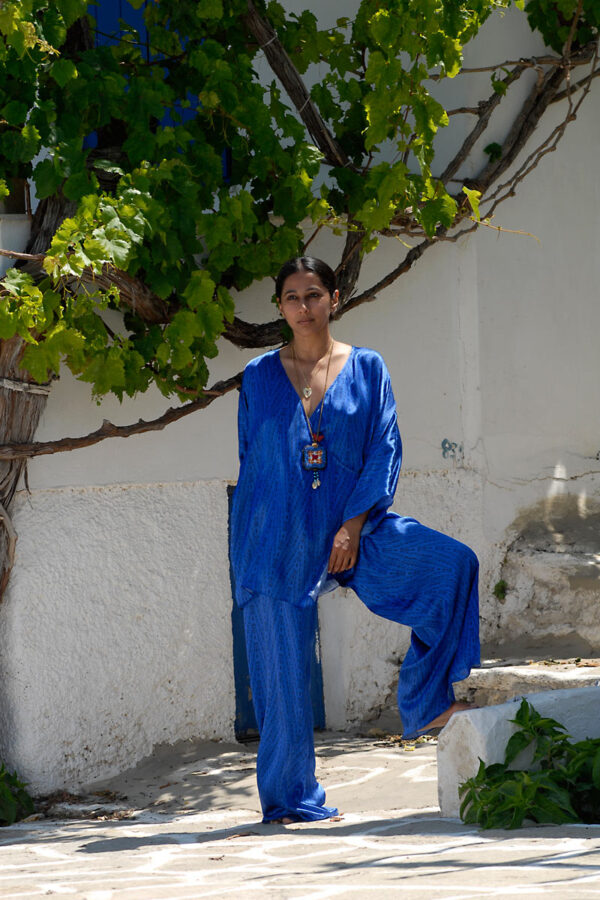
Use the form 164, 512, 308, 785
327, 511, 368, 573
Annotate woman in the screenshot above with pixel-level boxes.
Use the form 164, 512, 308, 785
230, 256, 479, 823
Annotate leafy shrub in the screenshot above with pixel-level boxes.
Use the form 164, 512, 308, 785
0, 764, 34, 826
459, 698, 600, 829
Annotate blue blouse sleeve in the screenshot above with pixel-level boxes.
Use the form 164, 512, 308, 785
341, 361, 402, 527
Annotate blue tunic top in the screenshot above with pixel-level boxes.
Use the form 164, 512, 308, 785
230, 346, 402, 608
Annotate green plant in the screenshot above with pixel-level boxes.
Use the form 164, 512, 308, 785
517, 0, 600, 53
459, 699, 600, 829
0, 763, 34, 826
0, 0, 597, 404
493, 579, 508, 600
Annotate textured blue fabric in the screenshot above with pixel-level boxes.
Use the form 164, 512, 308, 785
337, 515, 480, 739
230, 346, 401, 608
231, 345, 480, 820
243, 596, 338, 822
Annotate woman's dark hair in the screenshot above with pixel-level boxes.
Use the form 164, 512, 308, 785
275, 256, 337, 299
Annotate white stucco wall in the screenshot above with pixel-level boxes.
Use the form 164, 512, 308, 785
0, 482, 235, 793
1, 6, 599, 788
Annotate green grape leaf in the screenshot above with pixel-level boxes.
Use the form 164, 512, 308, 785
50, 58, 78, 87
182, 271, 216, 311
463, 187, 482, 220
33, 159, 63, 200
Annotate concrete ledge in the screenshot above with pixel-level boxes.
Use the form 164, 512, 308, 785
455, 663, 600, 707
437, 686, 600, 818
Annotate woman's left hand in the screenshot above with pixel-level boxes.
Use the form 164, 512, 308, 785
328, 512, 368, 574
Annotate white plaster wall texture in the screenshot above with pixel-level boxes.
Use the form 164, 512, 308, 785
319, 588, 410, 731
475, 88, 600, 541
493, 549, 600, 655
0, 8, 598, 787
0, 481, 235, 793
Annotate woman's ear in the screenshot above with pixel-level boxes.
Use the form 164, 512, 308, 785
330, 289, 340, 313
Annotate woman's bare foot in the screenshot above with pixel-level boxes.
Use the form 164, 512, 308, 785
419, 701, 477, 734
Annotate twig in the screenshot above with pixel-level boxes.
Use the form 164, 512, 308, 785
562, 1, 584, 118
24, 181, 32, 218
446, 107, 481, 116
303, 223, 324, 252
471, 63, 567, 195
552, 66, 600, 103
439, 219, 540, 243
0, 248, 44, 261
563, 0, 584, 61
434, 51, 596, 76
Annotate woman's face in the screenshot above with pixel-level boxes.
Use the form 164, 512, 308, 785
277, 269, 339, 338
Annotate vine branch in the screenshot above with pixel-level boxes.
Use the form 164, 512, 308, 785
439, 48, 597, 76
0, 500, 17, 598
243, 0, 350, 169
0, 371, 243, 461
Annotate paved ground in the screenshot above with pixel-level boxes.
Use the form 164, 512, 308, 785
1, 728, 600, 899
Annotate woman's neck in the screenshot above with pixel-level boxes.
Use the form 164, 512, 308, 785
291, 331, 334, 363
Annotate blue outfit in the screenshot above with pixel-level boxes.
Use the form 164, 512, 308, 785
230, 346, 480, 822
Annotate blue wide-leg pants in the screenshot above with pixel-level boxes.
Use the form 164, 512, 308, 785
242, 513, 480, 822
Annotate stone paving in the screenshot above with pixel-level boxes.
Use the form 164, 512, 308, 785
1, 731, 600, 898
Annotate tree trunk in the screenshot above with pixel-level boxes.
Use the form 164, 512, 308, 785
0, 179, 79, 599
0, 337, 50, 598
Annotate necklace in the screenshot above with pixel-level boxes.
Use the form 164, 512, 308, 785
290, 342, 330, 401
296, 340, 334, 490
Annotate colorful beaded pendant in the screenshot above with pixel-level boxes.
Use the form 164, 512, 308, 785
302, 441, 327, 489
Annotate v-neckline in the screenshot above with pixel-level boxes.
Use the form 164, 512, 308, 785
277, 345, 355, 420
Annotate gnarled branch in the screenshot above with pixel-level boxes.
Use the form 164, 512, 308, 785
0, 371, 243, 461
441, 65, 527, 185
87, 266, 172, 324
223, 316, 284, 348
243, 0, 350, 169
471, 40, 595, 195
